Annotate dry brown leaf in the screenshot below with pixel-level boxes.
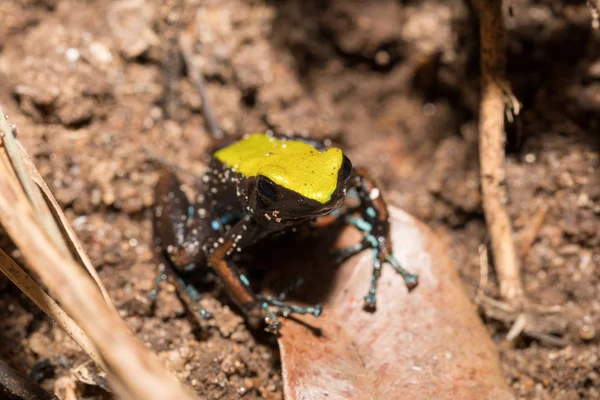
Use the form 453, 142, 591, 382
278, 207, 513, 400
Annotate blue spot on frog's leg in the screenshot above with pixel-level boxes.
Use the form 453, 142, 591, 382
366, 207, 376, 218
182, 263, 196, 273
220, 212, 241, 225
346, 215, 373, 232
240, 274, 251, 287
210, 213, 243, 232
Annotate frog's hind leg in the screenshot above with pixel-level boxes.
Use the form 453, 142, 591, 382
208, 219, 322, 334
150, 250, 213, 321
152, 169, 213, 321
336, 167, 419, 309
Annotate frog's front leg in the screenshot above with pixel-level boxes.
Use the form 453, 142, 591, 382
152, 169, 213, 319
153, 169, 208, 266
338, 167, 419, 309
208, 218, 322, 334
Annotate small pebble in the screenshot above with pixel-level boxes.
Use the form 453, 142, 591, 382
375, 50, 391, 66
579, 325, 596, 341
89, 42, 113, 64
65, 48, 80, 62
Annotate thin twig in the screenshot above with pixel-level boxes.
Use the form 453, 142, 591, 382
473, 0, 525, 306
525, 331, 568, 347
0, 162, 193, 400
179, 30, 224, 139
505, 313, 527, 342
476, 244, 490, 301
16, 141, 116, 311
518, 203, 549, 258
0, 249, 106, 371
0, 110, 70, 259
0, 360, 58, 400
1, 107, 114, 309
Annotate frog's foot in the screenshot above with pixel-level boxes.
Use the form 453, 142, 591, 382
149, 262, 213, 320
179, 278, 213, 320
148, 264, 167, 301
340, 215, 419, 310
362, 252, 418, 310
256, 295, 323, 334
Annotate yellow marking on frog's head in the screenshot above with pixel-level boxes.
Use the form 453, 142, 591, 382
214, 134, 343, 204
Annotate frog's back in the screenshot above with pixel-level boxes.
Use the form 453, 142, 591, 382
214, 133, 321, 167
214, 133, 343, 204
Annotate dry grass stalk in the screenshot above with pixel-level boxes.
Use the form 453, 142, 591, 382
0, 248, 106, 371
473, 0, 525, 306
0, 111, 114, 309
16, 141, 116, 311
179, 30, 223, 139
0, 106, 194, 400
0, 359, 58, 400
518, 203, 549, 258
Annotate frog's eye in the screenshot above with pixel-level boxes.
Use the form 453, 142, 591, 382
341, 155, 353, 181
257, 177, 277, 200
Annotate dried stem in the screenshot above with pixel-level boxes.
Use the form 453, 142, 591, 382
473, 0, 525, 306
179, 30, 223, 139
1, 110, 114, 309
0, 107, 194, 400
0, 360, 58, 400
16, 141, 116, 311
518, 203, 549, 258
0, 249, 106, 370
476, 244, 489, 301
0, 113, 70, 259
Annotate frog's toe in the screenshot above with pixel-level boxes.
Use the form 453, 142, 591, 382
313, 303, 323, 317
259, 302, 284, 334
147, 289, 159, 301
257, 296, 323, 334
403, 273, 419, 290
198, 308, 213, 320
264, 318, 283, 334
385, 254, 419, 290
148, 268, 168, 301
363, 294, 377, 310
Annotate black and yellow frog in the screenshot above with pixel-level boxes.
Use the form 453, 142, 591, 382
153, 132, 418, 333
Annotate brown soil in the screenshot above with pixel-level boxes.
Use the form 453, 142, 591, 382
0, 0, 599, 399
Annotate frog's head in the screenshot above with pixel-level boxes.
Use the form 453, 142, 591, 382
248, 149, 353, 224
